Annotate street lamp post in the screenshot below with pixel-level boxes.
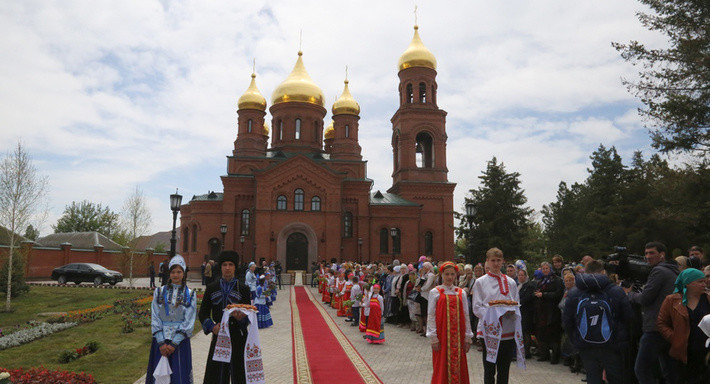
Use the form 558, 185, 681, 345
465, 202, 476, 265
220, 224, 227, 251
390, 227, 397, 262
169, 189, 183, 258
358, 238, 363, 264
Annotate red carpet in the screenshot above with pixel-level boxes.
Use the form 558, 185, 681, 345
291, 286, 382, 384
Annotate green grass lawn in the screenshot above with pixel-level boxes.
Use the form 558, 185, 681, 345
0, 285, 197, 384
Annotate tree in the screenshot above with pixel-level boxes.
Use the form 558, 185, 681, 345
613, 0, 710, 155
120, 186, 152, 286
460, 157, 532, 262
0, 142, 48, 311
53, 200, 119, 236
23, 224, 39, 241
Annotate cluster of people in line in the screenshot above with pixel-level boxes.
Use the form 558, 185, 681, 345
313, 243, 710, 384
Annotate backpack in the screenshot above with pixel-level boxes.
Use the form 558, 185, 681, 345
575, 290, 613, 345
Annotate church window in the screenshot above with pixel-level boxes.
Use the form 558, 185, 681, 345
393, 134, 400, 170
406, 83, 413, 103
277, 195, 287, 210
343, 212, 353, 238
425, 231, 433, 255
241, 209, 250, 236
182, 227, 189, 252
311, 196, 321, 211
419, 82, 427, 103
415, 132, 434, 168
247, 119, 252, 133
345, 125, 350, 138
279, 121, 283, 140
191, 224, 198, 252
392, 228, 401, 254
294, 189, 304, 211
379, 228, 389, 254
295, 119, 301, 140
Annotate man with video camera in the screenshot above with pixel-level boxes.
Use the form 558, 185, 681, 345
624, 241, 679, 384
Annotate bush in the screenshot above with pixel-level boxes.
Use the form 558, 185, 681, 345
0, 248, 29, 299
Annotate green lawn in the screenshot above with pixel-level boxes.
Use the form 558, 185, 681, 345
0, 286, 191, 384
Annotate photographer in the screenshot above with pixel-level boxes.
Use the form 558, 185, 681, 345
624, 241, 679, 384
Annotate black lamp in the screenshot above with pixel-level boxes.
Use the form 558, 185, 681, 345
169, 189, 183, 257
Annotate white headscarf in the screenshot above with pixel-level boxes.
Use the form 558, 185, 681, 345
169, 255, 186, 271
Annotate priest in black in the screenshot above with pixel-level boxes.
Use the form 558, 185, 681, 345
198, 250, 252, 384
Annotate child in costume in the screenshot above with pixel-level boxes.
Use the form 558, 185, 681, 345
364, 284, 385, 344
254, 275, 273, 329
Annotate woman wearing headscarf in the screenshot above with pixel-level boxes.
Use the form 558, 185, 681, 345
534, 261, 564, 364
245, 262, 258, 300
145, 255, 196, 384
517, 268, 536, 359
657, 268, 710, 383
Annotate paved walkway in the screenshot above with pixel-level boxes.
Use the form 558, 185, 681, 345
134, 284, 585, 383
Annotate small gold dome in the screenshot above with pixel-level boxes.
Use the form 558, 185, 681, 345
262, 122, 270, 136
332, 79, 360, 116
237, 73, 267, 111
397, 25, 437, 71
271, 51, 325, 107
324, 120, 335, 139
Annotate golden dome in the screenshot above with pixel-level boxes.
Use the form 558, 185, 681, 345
262, 122, 270, 136
397, 25, 437, 71
324, 120, 335, 139
237, 73, 267, 111
332, 79, 360, 116
271, 51, 325, 107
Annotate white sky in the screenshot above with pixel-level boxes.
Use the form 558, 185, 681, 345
0, 1, 667, 238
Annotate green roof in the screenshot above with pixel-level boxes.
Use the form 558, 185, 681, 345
191, 191, 223, 201
369, 191, 420, 206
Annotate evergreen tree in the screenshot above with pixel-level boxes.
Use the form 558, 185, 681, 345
613, 0, 710, 155
53, 200, 119, 236
461, 157, 532, 262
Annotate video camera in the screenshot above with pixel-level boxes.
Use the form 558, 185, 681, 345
601, 246, 652, 287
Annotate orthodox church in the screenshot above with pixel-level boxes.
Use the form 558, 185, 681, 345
179, 24, 455, 270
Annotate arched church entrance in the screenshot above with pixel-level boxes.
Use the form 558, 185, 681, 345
286, 233, 308, 271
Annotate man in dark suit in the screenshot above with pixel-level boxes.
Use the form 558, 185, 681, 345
198, 250, 252, 384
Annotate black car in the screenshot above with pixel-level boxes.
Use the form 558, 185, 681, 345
51, 263, 123, 286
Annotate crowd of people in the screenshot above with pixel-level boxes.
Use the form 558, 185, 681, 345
314, 243, 710, 384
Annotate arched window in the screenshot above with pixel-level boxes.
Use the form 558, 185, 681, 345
425, 231, 433, 255
241, 209, 250, 236
182, 227, 189, 252
191, 224, 198, 252
392, 228, 401, 254
379, 228, 389, 254
247, 119, 252, 133
415, 132, 434, 168
314, 121, 319, 141
419, 82, 427, 103
393, 134, 400, 170
345, 125, 350, 138
294, 189, 304, 211
295, 118, 301, 140
406, 83, 413, 103
311, 196, 321, 211
277, 195, 287, 210
279, 121, 283, 140
343, 212, 353, 238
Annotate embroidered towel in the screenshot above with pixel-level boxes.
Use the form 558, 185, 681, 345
153, 355, 172, 384
481, 305, 526, 369
212, 308, 265, 384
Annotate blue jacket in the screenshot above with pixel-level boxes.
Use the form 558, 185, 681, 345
563, 273, 633, 349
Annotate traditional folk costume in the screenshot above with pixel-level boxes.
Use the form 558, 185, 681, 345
318, 266, 327, 294
198, 251, 254, 384
365, 289, 385, 344
349, 281, 362, 326
472, 272, 525, 384
323, 274, 333, 303
333, 277, 345, 311
245, 262, 258, 301
426, 276, 474, 384
254, 279, 273, 329
359, 286, 369, 332
146, 255, 196, 384
338, 278, 353, 317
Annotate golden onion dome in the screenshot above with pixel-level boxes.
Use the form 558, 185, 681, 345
324, 120, 335, 139
332, 79, 360, 116
262, 122, 270, 136
397, 25, 437, 71
237, 73, 267, 111
271, 51, 325, 107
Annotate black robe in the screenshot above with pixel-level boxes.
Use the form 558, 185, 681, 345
198, 278, 252, 384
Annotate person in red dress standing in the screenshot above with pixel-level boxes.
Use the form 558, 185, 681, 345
427, 261, 474, 384
364, 284, 385, 344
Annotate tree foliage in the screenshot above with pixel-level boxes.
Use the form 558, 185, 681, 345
613, 0, 710, 155
0, 142, 48, 310
458, 157, 532, 263
53, 200, 119, 236
542, 144, 710, 260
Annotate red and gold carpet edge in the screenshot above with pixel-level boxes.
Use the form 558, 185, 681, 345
291, 286, 383, 384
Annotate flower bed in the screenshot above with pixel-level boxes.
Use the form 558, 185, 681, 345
0, 367, 95, 384
58, 341, 100, 363
0, 322, 78, 350
48, 304, 114, 324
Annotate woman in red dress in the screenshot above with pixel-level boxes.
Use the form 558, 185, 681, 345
427, 262, 473, 384
364, 284, 385, 344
